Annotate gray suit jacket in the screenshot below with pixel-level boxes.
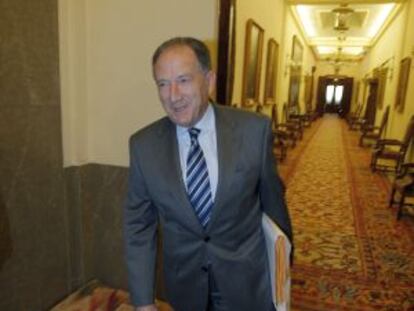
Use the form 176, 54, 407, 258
124, 104, 292, 311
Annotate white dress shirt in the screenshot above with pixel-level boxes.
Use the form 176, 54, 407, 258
176, 104, 218, 201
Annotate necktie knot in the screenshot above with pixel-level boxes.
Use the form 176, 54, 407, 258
188, 128, 201, 143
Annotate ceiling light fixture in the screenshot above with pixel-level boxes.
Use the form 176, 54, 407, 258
332, 4, 354, 32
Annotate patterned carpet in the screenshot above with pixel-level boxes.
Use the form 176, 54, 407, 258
278, 114, 414, 311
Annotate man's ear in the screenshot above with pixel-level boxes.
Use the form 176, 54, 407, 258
206, 70, 217, 95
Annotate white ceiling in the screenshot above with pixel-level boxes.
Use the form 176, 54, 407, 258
289, 1, 402, 64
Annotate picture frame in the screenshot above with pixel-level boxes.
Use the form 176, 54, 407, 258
362, 74, 369, 106
291, 35, 303, 64
288, 35, 303, 107
263, 38, 279, 105
395, 57, 411, 113
242, 19, 264, 107
303, 74, 313, 107
375, 67, 388, 109
216, 0, 236, 106
288, 73, 301, 107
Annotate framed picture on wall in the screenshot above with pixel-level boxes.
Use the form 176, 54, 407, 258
216, 0, 236, 106
395, 57, 411, 113
303, 74, 313, 106
362, 74, 369, 106
242, 19, 264, 107
263, 38, 279, 105
376, 67, 388, 109
288, 73, 301, 107
291, 35, 303, 64
288, 35, 303, 107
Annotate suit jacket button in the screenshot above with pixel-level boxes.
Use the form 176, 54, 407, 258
204, 236, 210, 242
201, 266, 208, 272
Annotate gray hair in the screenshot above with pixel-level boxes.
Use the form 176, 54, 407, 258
152, 37, 211, 72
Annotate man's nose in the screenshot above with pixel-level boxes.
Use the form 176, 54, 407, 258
170, 83, 181, 102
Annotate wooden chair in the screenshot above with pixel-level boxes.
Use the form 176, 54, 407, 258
270, 106, 292, 162
389, 163, 414, 219
258, 104, 288, 161
271, 105, 298, 148
348, 104, 365, 130
359, 105, 390, 147
371, 115, 414, 174
305, 102, 319, 122
273, 132, 288, 162
288, 104, 311, 128
347, 104, 362, 126
283, 103, 304, 140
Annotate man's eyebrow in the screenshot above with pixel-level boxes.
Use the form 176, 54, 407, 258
155, 78, 169, 85
176, 73, 193, 79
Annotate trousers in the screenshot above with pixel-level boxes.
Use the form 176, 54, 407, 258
206, 267, 276, 311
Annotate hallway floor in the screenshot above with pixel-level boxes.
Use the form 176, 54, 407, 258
278, 115, 414, 310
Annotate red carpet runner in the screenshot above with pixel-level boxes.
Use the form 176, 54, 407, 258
278, 115, 414, 311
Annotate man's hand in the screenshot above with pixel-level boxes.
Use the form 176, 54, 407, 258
136, 304, 158, 311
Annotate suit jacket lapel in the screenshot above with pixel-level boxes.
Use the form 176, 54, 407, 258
208, 105, 242, 231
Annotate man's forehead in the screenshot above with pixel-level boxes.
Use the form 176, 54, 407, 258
163, 44, 194, 55
154, 49, 204, 78
156, 45, 198, 65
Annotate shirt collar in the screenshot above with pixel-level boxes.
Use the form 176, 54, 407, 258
176, 104, 215, 137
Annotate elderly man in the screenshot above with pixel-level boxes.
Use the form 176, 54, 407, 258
123, 37, 292, 311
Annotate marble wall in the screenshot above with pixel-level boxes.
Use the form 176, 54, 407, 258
0, 2, 162, 309
63, 164, 165, 300
64, 164, 129, 291
0, 0, 69, 310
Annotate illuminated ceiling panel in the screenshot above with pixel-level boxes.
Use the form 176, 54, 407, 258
292, 2, 399, 61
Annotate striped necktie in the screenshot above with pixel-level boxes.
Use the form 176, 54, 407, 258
186, 128, 213, 228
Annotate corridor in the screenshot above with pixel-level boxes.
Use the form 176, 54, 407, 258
278, 115, 414, 310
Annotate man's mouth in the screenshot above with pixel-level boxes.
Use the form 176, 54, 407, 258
173, 104, 188, 113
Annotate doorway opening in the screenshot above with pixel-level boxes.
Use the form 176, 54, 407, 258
316, 76, 353, 117
325, 84, 344, 113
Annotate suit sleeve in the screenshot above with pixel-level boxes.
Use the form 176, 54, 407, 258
123, 135, 158, 307
259, 119, 293, 244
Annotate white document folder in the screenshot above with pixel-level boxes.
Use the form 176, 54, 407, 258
262, 213, 292, 311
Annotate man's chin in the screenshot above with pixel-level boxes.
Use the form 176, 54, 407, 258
170, 116, 192, 127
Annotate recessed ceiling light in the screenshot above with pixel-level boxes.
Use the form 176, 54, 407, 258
342, 46, 364, 55
317, 46, 337, 54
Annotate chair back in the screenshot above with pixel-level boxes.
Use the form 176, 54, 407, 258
305, 101, 312, 113
355, 104, 363, 117
271, 105, 280, 129
282, 103, 288, 122
402, 115, 414, 147
378, 106, 390, 136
